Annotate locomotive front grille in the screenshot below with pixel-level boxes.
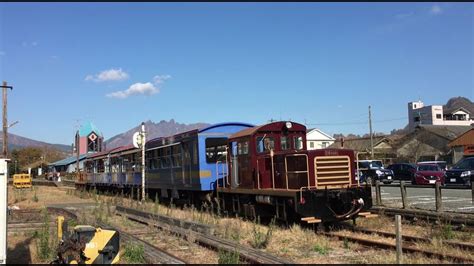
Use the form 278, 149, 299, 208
314, 156, 351, 188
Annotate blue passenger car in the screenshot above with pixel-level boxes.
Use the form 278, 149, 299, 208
145, 122, 254, 199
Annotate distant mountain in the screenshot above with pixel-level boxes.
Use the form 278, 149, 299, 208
444, 96, 474, 115
104, 119, 210, 150
0, 131, 72, 153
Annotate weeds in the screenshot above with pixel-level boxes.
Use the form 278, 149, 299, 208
312, 243, 331, 255
32, 189, 39, 202
217, 249, 240, 264
35, 209, 55, 261
432, 223, 455, 240
343, 238, 350, 249
250, 216, 274, 249
122, 243, 145, 263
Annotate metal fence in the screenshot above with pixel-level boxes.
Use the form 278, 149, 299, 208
374, 181, 474, 212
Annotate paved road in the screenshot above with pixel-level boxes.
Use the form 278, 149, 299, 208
371, 181, 474, 213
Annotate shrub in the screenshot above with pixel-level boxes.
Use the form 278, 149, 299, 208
35, 209, 54, 261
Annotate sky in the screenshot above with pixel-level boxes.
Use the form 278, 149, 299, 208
0, 2, 472, 145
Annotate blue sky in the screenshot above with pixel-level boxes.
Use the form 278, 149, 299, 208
0, 3, 472, 145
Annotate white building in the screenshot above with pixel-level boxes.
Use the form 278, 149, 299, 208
306, 128, 335, 150
408, 100, 473, 131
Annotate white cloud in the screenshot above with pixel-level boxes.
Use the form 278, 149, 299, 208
106, 82, 159, 99
430, 5, 442, 15
153, 74, 172, 84
85, 68, 129, 82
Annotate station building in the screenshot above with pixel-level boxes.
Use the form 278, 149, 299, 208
47, 121, 104, 179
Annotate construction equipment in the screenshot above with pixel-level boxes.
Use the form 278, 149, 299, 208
12, 174, 32, 189
51, 216, 120, 264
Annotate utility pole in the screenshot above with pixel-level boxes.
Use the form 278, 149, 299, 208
76, 130, 79, 183
141, 122, 146, 202
369, 105, 374, 159
1, 82, 13, 158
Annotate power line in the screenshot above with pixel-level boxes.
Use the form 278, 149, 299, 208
305, 117, 407, 126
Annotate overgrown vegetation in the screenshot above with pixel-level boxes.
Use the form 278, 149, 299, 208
250, 216, 275, 249
217, 249, 240, 264
122, 243, 145, 263
34, 209, 56, 261
312, 243, 331, 255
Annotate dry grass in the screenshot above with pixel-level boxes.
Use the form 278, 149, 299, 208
9, 185, 472, 264
7, 185, 93, 209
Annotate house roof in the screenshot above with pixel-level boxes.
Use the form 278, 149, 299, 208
78, 121, 103, 137
306, 128, 335, 141
328, 135, 393, 152
48, 154, 88, 167
417, 125, 472, 141
448, 128, 474, 147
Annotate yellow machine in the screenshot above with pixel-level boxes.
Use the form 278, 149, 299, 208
52, 216, 120, 264
12, 174, 32, 189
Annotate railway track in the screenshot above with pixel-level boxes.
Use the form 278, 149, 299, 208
52, 207, 186, 264
97, 222, 186, 264
115, 205, 294, 265
345, 225, 474, 251
371, 206, 474, 226
322, 227, 474, 263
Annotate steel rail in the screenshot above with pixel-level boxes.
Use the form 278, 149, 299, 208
115, 205, 293, 265
322, 231, 474, 263
346, 226, 474, 251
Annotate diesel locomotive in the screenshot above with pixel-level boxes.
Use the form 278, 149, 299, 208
78, 121, 372, 223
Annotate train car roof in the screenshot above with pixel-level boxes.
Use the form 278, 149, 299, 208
86, 144, 137, 159
146, 122, 254, 148
198, 122, 254, 133
229, 121, 306, 139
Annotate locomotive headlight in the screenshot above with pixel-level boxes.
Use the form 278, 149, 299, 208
376, 170, 383, 175
461, 171, 471, 177
285, 121, 292, 129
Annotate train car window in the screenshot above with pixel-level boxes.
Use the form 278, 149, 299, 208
293, 136, 303, 150
206, 138, 228, 163
237, 141, 249, 155
193, 140, 198, 165
256, 137, 275, 153
281, 136, 290, 150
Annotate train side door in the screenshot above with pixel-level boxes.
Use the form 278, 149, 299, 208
182, 142, 192, 186
230, 142, 239, 188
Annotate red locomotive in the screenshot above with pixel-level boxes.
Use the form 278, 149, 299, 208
217, 121, 372, 223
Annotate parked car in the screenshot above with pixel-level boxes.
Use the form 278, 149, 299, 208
387, 163, 416, 181
417, 161, 447, 171
413, 164, 445, 185
444, 157, 474, 187
358, 160, 394, 185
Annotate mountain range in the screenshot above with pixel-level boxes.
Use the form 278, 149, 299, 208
104, 119, 210, 150
5, 96, 473, 155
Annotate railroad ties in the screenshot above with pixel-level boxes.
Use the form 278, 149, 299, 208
115, 205, 294, 265
301, 217, 322, 224
97, 222, 186, 264
357, 211, 379, 218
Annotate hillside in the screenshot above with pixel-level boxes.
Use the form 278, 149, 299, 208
0, 131, 71, 153
105, 119, 210, 150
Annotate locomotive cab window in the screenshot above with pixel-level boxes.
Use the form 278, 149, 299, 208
237, 141, 249, 155
293, 136, 303, 150
256, 136, 275, 153
205, 138, 228, 163
281, 136, 290, 150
